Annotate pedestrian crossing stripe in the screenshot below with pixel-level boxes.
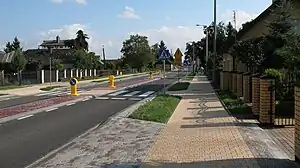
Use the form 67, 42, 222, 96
106, 90, 155, 97
36, 90, 85, 96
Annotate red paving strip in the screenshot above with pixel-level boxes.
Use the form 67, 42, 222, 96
0, 96, 78, 119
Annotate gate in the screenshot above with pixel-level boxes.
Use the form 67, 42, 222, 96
274, 82, 295, 126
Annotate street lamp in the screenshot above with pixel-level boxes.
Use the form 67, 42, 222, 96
213, 0, 217, 82
196, 24, 209, 73
102, 44, 106, 69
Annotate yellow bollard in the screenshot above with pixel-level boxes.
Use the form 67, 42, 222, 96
69, 78, 79, 96
149, 72, 153, 80
109, 75, 115, 88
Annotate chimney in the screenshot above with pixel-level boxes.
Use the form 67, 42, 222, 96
56, 35, 60, 43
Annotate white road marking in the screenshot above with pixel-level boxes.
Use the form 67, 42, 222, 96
17, 115, 33, 120
129, 98, 142, 101
81, 98, 90, 102
3, 98, 10, 100
46, 108, 58, 112
95, 97, 110, 100
123, 91, 141, 97
108, 90, 128, 96
111, 97, 127, 100
138, 91, 155, 97
66, 103, 75, 106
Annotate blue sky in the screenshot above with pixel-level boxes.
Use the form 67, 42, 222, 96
0, 0, 271, 58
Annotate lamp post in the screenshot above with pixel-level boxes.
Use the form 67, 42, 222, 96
102, 44, 106, 69
213, 0, 217, 82
196, 24, 209, 73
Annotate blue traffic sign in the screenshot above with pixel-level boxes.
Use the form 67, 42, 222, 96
70, 78, 77, 86
158, 49, 170, 61
183, 59, 191, 66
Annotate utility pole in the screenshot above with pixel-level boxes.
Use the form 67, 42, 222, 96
192, 42, 195, 73
213, 0, 217, 82
102, 45, 106, 69
233, 10, 237, 30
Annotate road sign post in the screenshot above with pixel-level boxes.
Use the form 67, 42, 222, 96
70, 78, 79, 96
158, 49, 170, 94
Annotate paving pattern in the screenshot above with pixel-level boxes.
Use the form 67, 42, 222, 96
34, 117, 164, 168
0, 96, 78, 119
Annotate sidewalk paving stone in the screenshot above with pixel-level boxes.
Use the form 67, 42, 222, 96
32, 117, 164, 168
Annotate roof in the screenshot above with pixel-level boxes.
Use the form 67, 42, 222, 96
236, 0, 280, 40
0, 51, 15, 63
40, 40, 66, 47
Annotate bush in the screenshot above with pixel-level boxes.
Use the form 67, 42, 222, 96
264, 68, 284, 82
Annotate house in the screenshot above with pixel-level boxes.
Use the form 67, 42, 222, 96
40, 36, 72, 50
223, 0, 300, 72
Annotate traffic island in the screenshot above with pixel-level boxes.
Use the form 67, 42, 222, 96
129, 94, 181, 123
40, 86, 63, 91
167, 82, 190, 91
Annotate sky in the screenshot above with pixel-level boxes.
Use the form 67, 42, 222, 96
0, 0, 271, 59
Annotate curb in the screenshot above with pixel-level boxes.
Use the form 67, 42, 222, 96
0, 96, 93, 124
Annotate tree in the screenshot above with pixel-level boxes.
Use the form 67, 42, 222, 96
73, 49, 87, 69
151, 43, 159, 60
11, 49, 26, 85
158, 40, 167, 50
263, 0, 294, 69
75, 30, 89, 51
121, 34, 153, 71
4, 37, 22, 53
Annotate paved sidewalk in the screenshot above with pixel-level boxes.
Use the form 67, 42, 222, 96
142, 76, 299, 168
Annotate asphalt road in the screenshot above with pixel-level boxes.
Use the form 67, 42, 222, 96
0, 75, 150, 109
0, 71, 187, 168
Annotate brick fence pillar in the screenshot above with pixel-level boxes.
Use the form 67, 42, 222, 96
295, 84, 300, 162
223, 71, 229, 90
259, 75, 275, 124
243, 73, 251, 103
232, 71, 237, 94
236, 72, 243, 97
220, 71, 224, 90
252, 74, 261, 116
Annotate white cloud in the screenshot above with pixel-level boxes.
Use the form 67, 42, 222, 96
19, 9, 259, 60
219, 9, 259, 30
118, 6, 141, 19
50, 0, 63, 3
50, 0, 87, 4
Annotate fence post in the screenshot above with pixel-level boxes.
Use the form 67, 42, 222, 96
64, 69, 67, 79
84, 69, 88, 76
55, 70, 59, 82
228, 71, 232, 91
93, 69, 97, 76
232, 71, 237, 94
41, 70, 45, 84
252, 74, 261, 116
70, 69, 73, 78
259, 75, 275, 124
220, 71, 224, 90
295, 83, 300, 162
236, 72, 243, 97
243, 72, 251, 103
80, 70, 83, 78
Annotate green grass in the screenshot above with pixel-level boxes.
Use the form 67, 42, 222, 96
129, 94, 181, 123
218, 91, 251, 114
168, 82, 190, 91
40, 85, 63, 91
0, 85, 24, 90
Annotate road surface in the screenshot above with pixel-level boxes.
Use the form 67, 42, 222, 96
0, 71, 186, 168
0, 75, 150, 109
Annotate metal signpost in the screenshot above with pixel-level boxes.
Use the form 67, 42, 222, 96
158, 49, 170, 94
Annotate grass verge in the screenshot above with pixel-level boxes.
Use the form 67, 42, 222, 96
217, 91, 251, 115
40, 85, 63, 91
129, 94, 181, 123
168, 82, 190, 91
0, 85, 24, 90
